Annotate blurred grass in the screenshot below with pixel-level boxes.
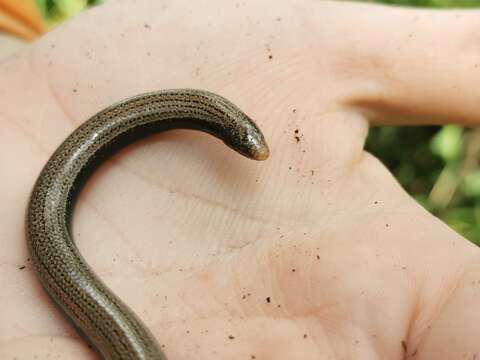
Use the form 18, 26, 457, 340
376, 0, 480, 6
36, 0, 104, 26
39, 0, 480, 244
368, 0, 480, 244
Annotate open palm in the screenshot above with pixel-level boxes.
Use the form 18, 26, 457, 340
2, 1, 480, 359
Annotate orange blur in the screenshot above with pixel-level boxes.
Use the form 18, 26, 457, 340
0, 0, 46, 40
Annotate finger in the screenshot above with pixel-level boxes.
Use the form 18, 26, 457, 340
319, 2, 480, 126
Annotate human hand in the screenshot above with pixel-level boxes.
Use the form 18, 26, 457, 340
1, 1, 480, 359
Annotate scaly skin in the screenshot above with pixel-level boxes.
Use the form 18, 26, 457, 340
26, 89, 269, 360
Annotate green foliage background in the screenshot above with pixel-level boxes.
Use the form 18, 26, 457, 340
36, 0, 104, 25
375, 0, 480, 7
369, 1, 480, 245
37, 0, 480, 245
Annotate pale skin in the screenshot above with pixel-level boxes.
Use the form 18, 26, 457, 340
1, 0, 480, 358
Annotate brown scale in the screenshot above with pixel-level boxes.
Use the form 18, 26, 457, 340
26, 89, 269, 360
